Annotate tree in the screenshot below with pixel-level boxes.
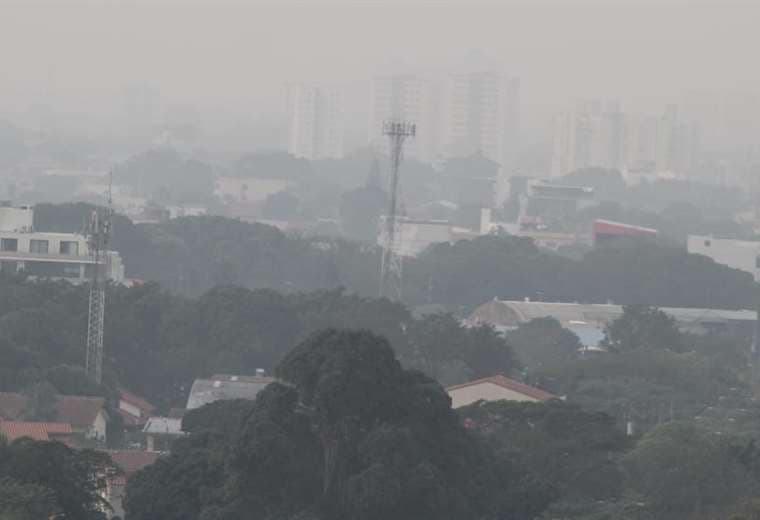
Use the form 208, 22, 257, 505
602, 305, 683, 353
0, 438, 114, 520
405, 314, 518, 386
506, 317, 580, 376
261, 191, 300, 220
339, 186, 386, 242
127, 329, 556, 520
0, 478, 60, 520
460, 400, 627, 503
623, 421, 758, 518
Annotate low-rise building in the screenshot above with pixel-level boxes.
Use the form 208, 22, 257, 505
688, 235, 760, 282
377, 217, 452, 257
143, 416, 184, 452
593, 219, 658, 245
118, 388, 156, 429
186, 373, 276, 410
447, 375, 556, 409
469, 299, 756, 348
0, 392, 108, 443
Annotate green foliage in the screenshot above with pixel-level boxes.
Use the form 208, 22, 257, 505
339, 186, 386, 242
0, 478, 60, 520
262, 191, 301, 220
602, 305, 683, 353
623, 421, 758, 518
506, 317, 581, 376
0, 437, 114, 520
406, 313, 518, 385
460, 400, 628, 503
127, 329, 556, 520
114, 148, 215, 204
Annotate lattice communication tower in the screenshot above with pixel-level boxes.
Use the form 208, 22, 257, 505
85, 173, 113, 384
379, 121, 415, 301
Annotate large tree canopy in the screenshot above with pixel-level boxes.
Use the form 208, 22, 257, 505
126, 329, 555, 520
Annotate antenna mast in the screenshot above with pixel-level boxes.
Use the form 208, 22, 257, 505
379, 121, 415, 301
85, 172, 113, 384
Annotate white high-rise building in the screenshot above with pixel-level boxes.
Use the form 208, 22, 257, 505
551, 100, 625, 177
444, 71, 520, 173
285, 84, 343, 160
369, 74, 437, 162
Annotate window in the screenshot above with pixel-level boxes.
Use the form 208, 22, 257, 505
0, 238, 18, 252
0, 261, 17, 273
62, 263, 81, 277
59, 241, 79, 256
29, 239, 49, 254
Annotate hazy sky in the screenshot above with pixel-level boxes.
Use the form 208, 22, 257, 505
1, 0, 759, 135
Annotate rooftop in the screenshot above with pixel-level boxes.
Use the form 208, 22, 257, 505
0, 420, 73, 441
143, 416, 184, 436
119, 388, 156, 414
0, 392, 105, 429
447, 375, 556, 402
187, 375, 275, 410
469, 300, 756, 331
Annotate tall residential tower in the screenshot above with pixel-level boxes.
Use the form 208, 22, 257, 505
285, 83, 344, 160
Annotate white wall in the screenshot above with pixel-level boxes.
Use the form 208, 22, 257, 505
688, 235, 760, 282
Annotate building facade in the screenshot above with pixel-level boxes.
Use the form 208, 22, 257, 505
369, 74, 437, 162
444, 71, 519, 173
285, 83, 344, 160
551, 99, 625, 177
0, 205, 125, 283
688, 235, 760, 282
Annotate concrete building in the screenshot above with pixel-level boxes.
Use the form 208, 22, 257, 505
688, 235, 760, 282
447, 375, 555, 409
142, 417, 184, 452
377, 217, 452, 257
186, 373, 275, 410
285, 83, 344, 160
551, 99, 625, 177
369, 74, 437, 162
469, 300, 756, 348
0, 204, 125, 283
593, 219, 658, 245
444, 70, 520, 173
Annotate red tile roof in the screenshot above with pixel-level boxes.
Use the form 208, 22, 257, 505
447, 375, 556, 402
105, 450, 160, 476
55, 396, 106, 429
0, 392, 105, 429
118, 388, 156, 414
0, 420, 73, 441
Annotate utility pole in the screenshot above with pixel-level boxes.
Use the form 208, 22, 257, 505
85, 173, 113, 384
379, 121, 415, 301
